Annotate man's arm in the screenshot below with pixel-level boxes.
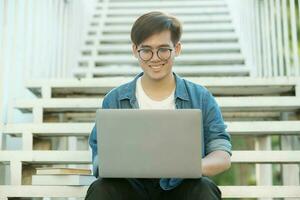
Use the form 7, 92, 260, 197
89, 125, 99, 177
89, 96, 111, 177
202, 150, 231, 177
202, 90, 232, 176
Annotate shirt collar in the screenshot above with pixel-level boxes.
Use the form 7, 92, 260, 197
118, 72, 190, 101
173, 73, 189, 101
118, 73, 142, 101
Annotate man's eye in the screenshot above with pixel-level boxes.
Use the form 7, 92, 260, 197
159, 48, 169, 52
142, 49, 152, 53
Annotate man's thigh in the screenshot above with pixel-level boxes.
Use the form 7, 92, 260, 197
85, 178, 146, 200
162, 177, 222, 200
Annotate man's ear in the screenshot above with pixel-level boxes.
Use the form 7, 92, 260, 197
175, 42, 181, 56
132, 44, 138, 58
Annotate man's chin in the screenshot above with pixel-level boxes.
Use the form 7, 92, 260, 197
143, 71, 172, 82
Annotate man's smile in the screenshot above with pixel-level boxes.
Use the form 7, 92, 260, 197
149, 63, 165, 71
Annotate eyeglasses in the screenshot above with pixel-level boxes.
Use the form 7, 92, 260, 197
137, 47, 173, 61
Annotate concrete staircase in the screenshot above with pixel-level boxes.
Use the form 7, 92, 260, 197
74, 0, 248, 78
1, 0, 300, 199
1, 77, 300, 199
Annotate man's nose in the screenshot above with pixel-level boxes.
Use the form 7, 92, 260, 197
150, 51, 160, 61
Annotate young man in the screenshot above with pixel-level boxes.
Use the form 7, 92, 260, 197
86, 11, 231, 200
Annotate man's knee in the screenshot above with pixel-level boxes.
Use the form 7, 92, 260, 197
188, 177, 222, 200
88, 178, 114, 191
85, 178, 119, 200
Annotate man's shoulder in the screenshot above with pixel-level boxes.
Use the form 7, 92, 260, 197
103, 79, 134, 101
181, 77, 210, 96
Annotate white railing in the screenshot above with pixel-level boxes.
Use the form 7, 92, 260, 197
0, 0, 97, 184
0, 0, 96, 123
227, 0, 300, 77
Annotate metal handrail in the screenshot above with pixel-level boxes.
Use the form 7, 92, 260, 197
227, 0, 300, 77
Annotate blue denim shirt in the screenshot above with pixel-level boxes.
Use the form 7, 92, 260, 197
89, 72, 231, 191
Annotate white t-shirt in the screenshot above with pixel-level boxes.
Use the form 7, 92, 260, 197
135, 77, 176, 109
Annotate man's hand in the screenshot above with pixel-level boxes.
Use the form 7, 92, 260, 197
202, 150, 231, 177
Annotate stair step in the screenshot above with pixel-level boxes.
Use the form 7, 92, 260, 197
1, 150, 300, 163
0, 151, 91, 163
14, 96, 300, 113
102, 15, 232, 24
232, 151, 300, 163
74, 65, 249, 77
95, 33, 238, 43
99, 1, 227, 8
25, 77, 297, 98
100, 23, 234, 33
2, 123, 94, 136
227, 121, 300, 135
80, 53, 244, 65
104, 8, 229, 16
3, 121, 300, 136
82, 43, 241, 54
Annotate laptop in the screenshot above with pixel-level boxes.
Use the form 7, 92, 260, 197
96, 109, 202, 178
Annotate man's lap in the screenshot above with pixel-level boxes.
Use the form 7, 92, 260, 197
85, 177, 221, 200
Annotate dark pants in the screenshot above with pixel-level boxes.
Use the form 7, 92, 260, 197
85, 177, 221, 200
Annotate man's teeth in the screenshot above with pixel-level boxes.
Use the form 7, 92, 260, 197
150, 64, 164, 68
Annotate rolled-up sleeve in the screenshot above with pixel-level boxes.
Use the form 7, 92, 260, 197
88, 125, 99, 177
88, 98, 110, 177
203, 91, 232, 156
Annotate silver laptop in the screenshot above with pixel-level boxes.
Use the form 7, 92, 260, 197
96, 109, 202, 178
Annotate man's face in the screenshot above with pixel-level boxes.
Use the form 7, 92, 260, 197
132, 30, 181, 81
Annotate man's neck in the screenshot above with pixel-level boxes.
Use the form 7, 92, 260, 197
140, 73, 176, 101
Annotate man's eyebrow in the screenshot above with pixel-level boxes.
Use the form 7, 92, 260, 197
140, 44, 171, 48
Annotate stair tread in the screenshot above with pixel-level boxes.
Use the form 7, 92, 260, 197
3, 121, 300, 135
1, 150, 300, 163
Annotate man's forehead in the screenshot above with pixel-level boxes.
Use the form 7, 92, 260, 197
139, 43, 172, 48
138, 30, 173, 47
